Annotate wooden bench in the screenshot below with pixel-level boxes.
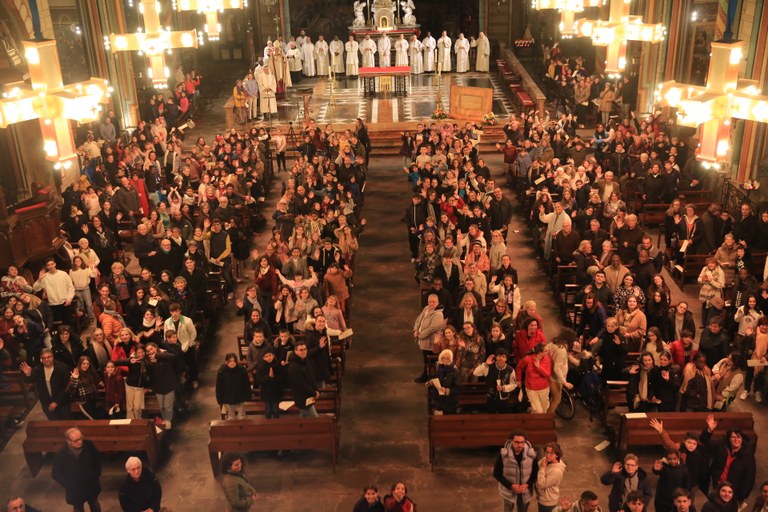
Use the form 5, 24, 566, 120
0, 370, 37, 409
671, 253, 711, 291
617, 412, 755, 454
516, 91, 534, 110
23, 419, 162, 477
598, 380, 629, 424
428, 413, 556, 469
208, 417, 338, 474
425, 382, 513, 415
244, 386, 340, 417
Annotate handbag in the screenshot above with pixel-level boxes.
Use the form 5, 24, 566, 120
699, 282, 717, 301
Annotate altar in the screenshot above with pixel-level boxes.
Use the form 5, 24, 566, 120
358, 66, 410, 97
349, 0, 420, 40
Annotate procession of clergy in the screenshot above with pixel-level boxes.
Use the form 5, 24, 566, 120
261, 30, 491, 81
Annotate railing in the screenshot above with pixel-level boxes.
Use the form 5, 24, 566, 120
721, 178, 756, 219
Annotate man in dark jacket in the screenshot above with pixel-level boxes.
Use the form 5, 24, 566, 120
20, 348, 71, 420
145, 342, 177, 429
404, 195, 428, 260
701, 414, 756, 503
287, 341, 319, 418
600, 453, 653, 512
119, 456, 162, 512
487, 187, 513, 240
52, 427, 102, 512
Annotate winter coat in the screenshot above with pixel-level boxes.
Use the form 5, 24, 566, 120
221, 470, 256, 512
287, 353, 317, 410
52, 439, 102, 505
701, 428, 756, 501
413, 305, 445, 351
600, 467, 653, 512
517, 354, 552, 391
255, 358, 284, 402
216, 363, 252, 405
653, 463, 691, 512
494, 439, 538, 503
118, 467, 162, 512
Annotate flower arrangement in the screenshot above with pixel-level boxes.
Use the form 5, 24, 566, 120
482, 112, 497, 125
741, 180, 761, 191
431, 107, 448, 120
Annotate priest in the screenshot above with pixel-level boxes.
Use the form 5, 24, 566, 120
258, 66, 278, 119
437, 31, 452, 72
409, 35, 423, 75
315, 35, 329, 76
422, 31, 436, 73
454, 33, 470, 73
360, 34, 377, 68
377, 33, 392, 67
329, 36, 345, 75
285, 41, 303, 84
395, 34, 409, 67
301, 36, 317, 77
345, 35, 360, 77
471, 32, 490, 72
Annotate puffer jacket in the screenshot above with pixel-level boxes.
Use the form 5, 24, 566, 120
494, 439, 538, 503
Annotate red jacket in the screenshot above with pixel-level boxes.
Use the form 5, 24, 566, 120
513, 328, 546, 364
669, 339, 698, 367
516, 354, 552, 390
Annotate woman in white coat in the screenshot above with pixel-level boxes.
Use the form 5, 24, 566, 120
535, 442, 567, 512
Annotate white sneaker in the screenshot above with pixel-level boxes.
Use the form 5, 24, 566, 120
740, 391, 749, 400
756, 392, 763, 403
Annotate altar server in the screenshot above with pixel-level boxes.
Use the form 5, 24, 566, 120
422, 31, 436, 73
301, 37, 317, 77
437, 31, 452, 72
315, 35, 329, 76
377, 33, 392, 67
395, 34, 409, 66
329, 36, 345, 74
409, 35, 423, 74
345, 35, 360, 77
360, 34, 377, 68
454, 33, 470, 73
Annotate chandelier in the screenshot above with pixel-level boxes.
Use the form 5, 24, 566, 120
574, 0, 664, 75
0, 39, 110, 167
106, 0, 200, 88
172, 0, 248, 41
657, 40, 768, 167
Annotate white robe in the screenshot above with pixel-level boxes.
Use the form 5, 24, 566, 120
315, 40, 329, 75
301, 42, 316, 76
360, 38, 377, 68
394, 38, 409, 66
437, 36, 451, 72
257, 72, 278, 113
472, 35, 490, 72
422, 36, 436, 72
377, 36, 392, 67
286, 47, 302, 72
329, 40, 345, 73
454, 37, 470, 73
409, 39, 423, 74
345, 40, 359, 75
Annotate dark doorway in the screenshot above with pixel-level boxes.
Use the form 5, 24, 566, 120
416, 0, 479, 38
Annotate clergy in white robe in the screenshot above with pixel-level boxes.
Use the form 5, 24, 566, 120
422, 32, 436, 72
471, 32, 490, 72
394, 35, 409, 67
454, 33, 470, 73
315, 36, 329, 76
258, 67, 278, 114
345, 36, 360, 76
263, 41, 273, 62
285, 42, 303, 83
329, 36, 345, 74
409, 36, 423, 74
267, 44, 291, 89
437, 32, 452, 72
360, 35, 377, 68
301, 37, 316, 76
377, 34, 392, 67
296, 30, 307, 48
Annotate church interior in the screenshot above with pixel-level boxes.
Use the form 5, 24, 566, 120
1, 0, 768, 510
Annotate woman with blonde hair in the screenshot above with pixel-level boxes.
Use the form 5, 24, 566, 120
698, 257, 726, 325
427, 348, 460, 414
321, 294, 348, 333
452, 292, 483, 329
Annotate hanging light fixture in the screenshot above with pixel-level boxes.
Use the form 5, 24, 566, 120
531, 0, 604, 38
0, 39, 110, 166
172, 0, 248, 41
106, 0, 200, 88
656, 40, 768, 167
574, 0, 665, 75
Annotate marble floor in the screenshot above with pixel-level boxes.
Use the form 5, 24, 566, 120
275, 72, 514, 124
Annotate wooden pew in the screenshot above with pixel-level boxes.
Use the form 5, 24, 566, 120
671, 253, 711, 291
428, 413, 556, 470
0, 370, 37, 409
617, 412, 755, 454
244, 386, 340, 417
208, 417, 339, 474
425, 382, 509, 415
23, 419, 162, 477
599, 380, 630, 424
